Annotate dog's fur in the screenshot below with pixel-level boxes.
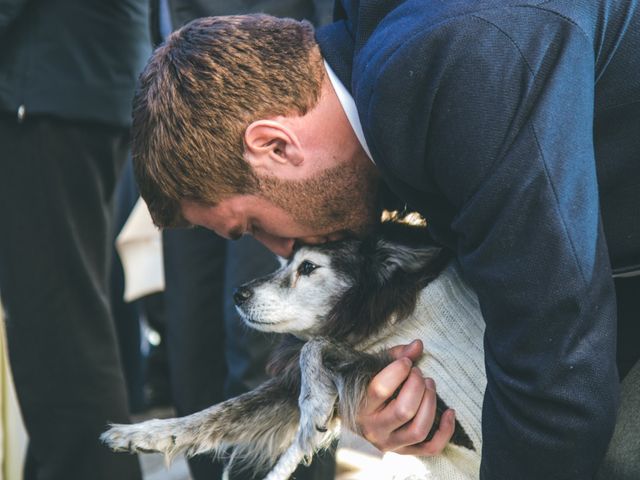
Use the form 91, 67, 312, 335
102, 224, 485, 479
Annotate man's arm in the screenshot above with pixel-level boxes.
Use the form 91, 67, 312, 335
361, 6, 619, 478
430, 10, 618, 479
0, 0, 29, 36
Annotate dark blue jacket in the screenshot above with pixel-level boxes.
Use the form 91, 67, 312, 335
0, 0, 151, 126
317, 1, 639, 478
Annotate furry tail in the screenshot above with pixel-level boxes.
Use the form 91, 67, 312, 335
101, 376, 300, 472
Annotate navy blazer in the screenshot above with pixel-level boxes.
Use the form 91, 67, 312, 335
317, 1, 640, 478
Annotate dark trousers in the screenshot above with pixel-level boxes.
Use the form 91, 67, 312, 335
110, 157, 147, 413
615, 275, 640, 381
597, 275, 640, 479
162, 227, 229, 479
163, 231, 336, 480
0, 115, 141, 480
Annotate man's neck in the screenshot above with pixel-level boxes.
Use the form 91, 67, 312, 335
323, 61, 373, 162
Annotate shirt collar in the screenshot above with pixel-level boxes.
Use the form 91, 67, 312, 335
323, 61, 374, 162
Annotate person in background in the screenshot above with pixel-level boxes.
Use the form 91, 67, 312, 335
151, 1, 334, 478
0, 1, 150, 479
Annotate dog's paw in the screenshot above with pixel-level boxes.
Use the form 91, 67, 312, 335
101, 419, 178, 454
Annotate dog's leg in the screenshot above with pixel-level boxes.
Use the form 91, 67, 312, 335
266, 338, 341, 480
264, 442, 306, 480
101, 375, 301, 472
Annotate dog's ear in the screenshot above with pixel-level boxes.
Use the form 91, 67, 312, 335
323, 240, 447, 343
373, 239, 442, 284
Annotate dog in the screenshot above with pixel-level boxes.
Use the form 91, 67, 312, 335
102, 224, 486, 479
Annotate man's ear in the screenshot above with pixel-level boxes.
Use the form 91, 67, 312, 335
244, 120, 304, 175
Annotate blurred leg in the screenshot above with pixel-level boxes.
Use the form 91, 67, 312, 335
615, 275, 640, 380
597, 359, 640, 480
0, 115, 141, 480
163, 227, 228, 479
597, 275, 640, 479
111, 157, 146, 413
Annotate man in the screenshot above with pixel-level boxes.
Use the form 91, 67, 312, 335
130, 3, 640, 479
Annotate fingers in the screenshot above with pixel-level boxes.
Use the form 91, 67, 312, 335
357, 341, 454, 457
372, 368, 428, 435
395, 409, 456, 457
387, 339, 423, 362
360, 357, 413, 416
384, 376, 436, 447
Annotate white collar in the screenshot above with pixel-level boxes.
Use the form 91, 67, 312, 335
323, 61, 374, 162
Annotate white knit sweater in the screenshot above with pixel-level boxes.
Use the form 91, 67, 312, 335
358, 262, 486, 480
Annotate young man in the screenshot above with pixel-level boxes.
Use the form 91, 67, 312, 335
130, 3, 640, 479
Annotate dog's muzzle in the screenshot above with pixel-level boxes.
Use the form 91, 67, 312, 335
233, 286, 253, 306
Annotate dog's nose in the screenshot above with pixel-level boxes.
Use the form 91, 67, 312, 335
233, 286, 253, 305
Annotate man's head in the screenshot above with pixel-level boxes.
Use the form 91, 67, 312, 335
133, 14, 380, 256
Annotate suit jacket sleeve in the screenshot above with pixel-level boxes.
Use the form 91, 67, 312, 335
368, 7, 619, 479
0, 0, 29, 35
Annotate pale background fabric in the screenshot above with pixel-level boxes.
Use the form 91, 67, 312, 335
116, 197, 165, 302
0, 304, 27, 480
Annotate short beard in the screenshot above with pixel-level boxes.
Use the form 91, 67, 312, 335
256, 161, 380, 237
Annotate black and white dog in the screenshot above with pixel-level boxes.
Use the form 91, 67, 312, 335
102, 225, 486, 480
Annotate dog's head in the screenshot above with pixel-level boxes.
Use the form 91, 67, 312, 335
234, 227, 449, 342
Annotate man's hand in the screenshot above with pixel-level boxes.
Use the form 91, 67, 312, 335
357, 339, 456, 455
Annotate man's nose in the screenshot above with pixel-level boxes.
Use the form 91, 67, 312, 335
233, 286, 253, 305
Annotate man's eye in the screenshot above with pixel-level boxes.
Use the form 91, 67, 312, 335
297, 260, 319, 276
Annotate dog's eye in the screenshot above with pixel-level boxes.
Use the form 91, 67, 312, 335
297, 260, 319, 276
